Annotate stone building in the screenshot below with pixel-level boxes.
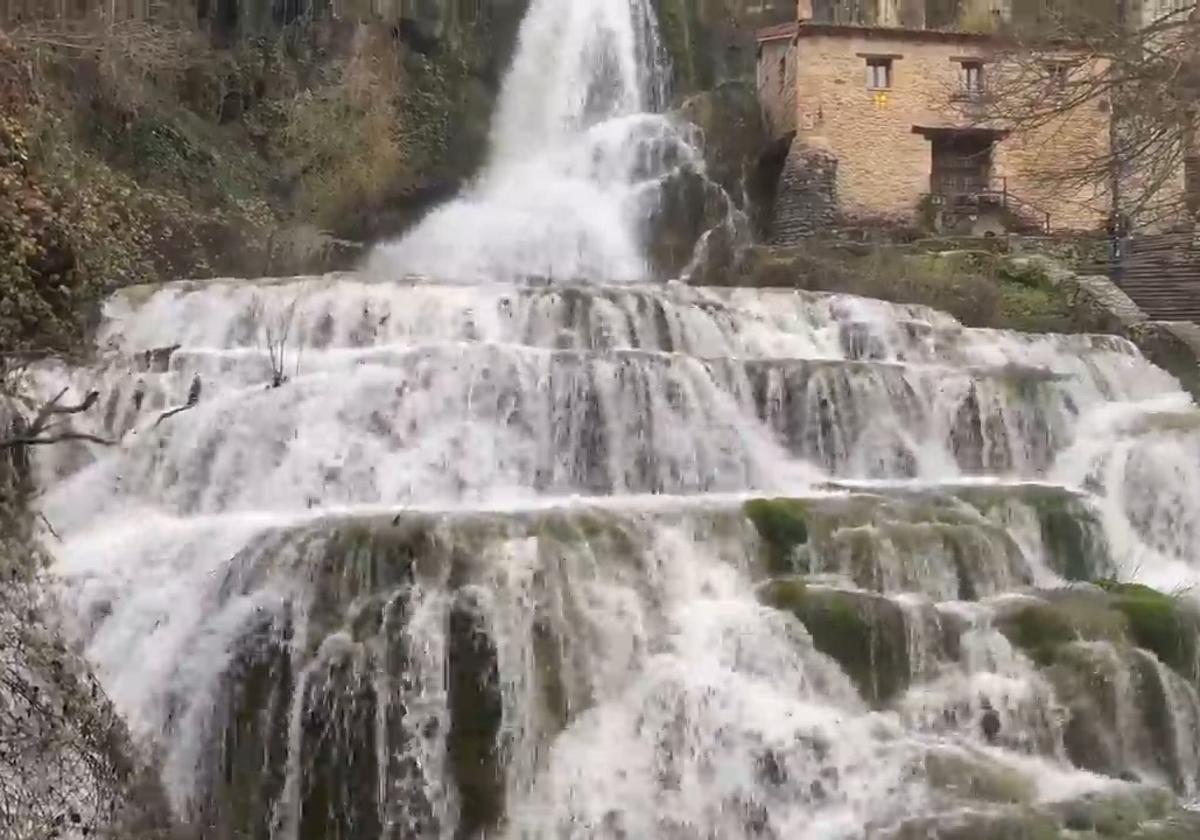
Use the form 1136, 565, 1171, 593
758, 2, 1115, 240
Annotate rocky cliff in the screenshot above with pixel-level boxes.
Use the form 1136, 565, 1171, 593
1, 1, 535, 292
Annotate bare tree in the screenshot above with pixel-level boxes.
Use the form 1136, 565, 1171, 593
1, 387, 112, 451
248, 291, 305, 389
980, 1, 1199, 227
1, 361, 114, 496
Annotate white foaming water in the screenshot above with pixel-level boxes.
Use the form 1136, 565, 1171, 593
369, 0, 695, 283
27, 0, 1200, 836
36, 274, 1200, 837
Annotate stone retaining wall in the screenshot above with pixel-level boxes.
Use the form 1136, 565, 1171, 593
771, 143, 838, 244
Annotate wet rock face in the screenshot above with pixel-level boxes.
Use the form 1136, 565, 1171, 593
888, 783, 1199, 840
297, 647, 383, 840
761, 579, 919, 706
446, 591, 505, 839
992, 585, 1200, 796
676, 83, 768, 212
1128, 321, 1200, 402
643, 163, 739, 279
745, 486, 1111, 601
651, 0, 764, 94
196, 610, 293, 838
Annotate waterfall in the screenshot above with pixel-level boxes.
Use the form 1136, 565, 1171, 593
369, 0, 702, 284
27, 0, 1200, 837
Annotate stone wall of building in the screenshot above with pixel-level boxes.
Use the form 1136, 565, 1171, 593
782, 26, 1110, 231
789, 29, 985, 222
771, 141, 838, 242
992, 100, 1112, 232
757, 33, 797, 138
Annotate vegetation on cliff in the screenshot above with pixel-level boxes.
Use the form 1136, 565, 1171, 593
730, 243, 1111, 333
0, 14, 513, 305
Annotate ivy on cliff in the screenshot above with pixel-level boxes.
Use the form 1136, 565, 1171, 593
0, 113, 100, 357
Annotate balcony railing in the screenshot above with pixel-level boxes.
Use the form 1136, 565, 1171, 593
928, 176, 1052, 234
950, 86, 993, 104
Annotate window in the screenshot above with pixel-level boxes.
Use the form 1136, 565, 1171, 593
866, 57, 893, 90
960, 61, 984, 98
1042, 61, 1070, 92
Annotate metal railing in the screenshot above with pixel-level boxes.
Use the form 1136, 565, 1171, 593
929, 176, 1052, 234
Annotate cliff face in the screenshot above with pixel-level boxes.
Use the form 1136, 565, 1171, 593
1, 1, 539, 293
653, 0, 794, 93
2, 0, 784, 300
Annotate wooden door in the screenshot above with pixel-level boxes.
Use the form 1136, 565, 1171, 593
931, 134, 993, 197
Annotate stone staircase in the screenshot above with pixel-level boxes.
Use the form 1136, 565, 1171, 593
1078, 231, 1200, 322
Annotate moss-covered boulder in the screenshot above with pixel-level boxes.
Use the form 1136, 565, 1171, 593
759, 580, 921, 706
791, 489, 1036, 600
1048, 784, 1174, 836
953, 484, 1115, 583
1043, 641, 1155, 781
667, 489, 1100, 602
889, 785, 1198, 839
643, 163, 736, 279
993, 582, 1200, 684
446, 590, 505, 839
1129, 811, 1200, 839
994, 589, 1129, 667
993, 256, 1078, 334
744, 498, 810, 575
924, 748, 1037, 805
993, 584, 1200, 792
887, 808, 1062, 840
1098, 582, 1200, 684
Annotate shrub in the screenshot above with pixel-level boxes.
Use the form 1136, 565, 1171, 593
0, 112, 102, 355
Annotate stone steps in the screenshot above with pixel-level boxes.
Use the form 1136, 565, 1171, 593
1078, 232, 1200, 321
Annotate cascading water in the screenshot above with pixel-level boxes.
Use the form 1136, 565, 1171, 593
27, 1, 1200, 838
368, 0, 702, 283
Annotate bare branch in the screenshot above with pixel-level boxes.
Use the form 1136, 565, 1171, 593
32, 390, 99, 430
967, 5, 1200, 226
0, 432, 115, 450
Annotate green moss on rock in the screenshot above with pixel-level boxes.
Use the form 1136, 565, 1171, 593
1049, 785, 1174, 836
744, 498, 810, 575
759, 581, 911, 706
1129, 810, 1200, 839
892, 791, 1196, 840
889, 808, 1063, 840
952, 485, 1114, 582
996, 590, 1130, 666
1099, 582, 1200, 683
925, 749, 1036, 805
998, 602, 1086, 666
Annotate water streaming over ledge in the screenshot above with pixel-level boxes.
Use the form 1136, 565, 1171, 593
369, 0, 686, 283
28, 0, 1200, 837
